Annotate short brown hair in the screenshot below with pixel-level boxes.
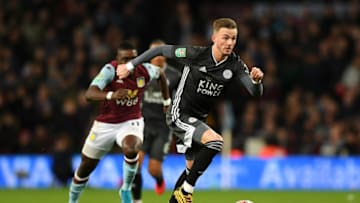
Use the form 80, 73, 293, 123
213, 18, 237, 32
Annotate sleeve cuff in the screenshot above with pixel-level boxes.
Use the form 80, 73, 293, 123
106, 91, 114, 100
163, 98, 171, 106
125, 62, 135, 71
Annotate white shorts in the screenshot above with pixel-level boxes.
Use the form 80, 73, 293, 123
82, 118, 144, 159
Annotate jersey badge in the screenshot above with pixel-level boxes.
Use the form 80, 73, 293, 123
136, 76, 145, 88
175, 48, 186, 58
223, 69, 233, 79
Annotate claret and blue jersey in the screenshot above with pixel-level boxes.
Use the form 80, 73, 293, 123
90, 60, 160, 123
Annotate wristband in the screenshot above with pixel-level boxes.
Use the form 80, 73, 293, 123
163, 98, 171, 106
125, 62, 135, 71
106, 91, 114, 100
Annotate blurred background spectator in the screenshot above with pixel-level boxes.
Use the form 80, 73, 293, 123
0, 0, 359, 157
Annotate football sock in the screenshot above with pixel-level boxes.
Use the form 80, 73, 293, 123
182, 181, 193, 194
68, 170, 89, 203
132, 173, 142, 200
68, 181, 87, 203
173, 167, 190, 190
184, 140, 223, 193
154, 175, 164, 186
121, 155, 139, 191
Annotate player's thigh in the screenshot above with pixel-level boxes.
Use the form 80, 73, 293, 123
200, 128, 223, 143
82, 121, 118, 159
141, 126, 155, 155
149, 127, 171, 161
170, 115, 211, 147
115, 118, 144, 147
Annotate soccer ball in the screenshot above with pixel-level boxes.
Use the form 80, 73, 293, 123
236, 201, 254, 203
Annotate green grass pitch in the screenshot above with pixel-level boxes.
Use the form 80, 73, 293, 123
0, 188, 358, 203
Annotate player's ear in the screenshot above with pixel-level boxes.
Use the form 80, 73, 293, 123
211, 34, 216, 43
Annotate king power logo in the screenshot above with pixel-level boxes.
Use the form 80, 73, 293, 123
196, 79, 224, 96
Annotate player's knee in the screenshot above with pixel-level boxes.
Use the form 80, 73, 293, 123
122, 135, 142, 158
148, 164, 161, 177
76, 155, 99, 180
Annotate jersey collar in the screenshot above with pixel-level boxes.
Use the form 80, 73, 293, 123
211, 47, 228, 66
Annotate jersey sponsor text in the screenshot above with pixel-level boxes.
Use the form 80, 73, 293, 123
196, 79, 224, 96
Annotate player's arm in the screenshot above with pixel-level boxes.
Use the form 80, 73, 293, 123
158, 70, 171, 111
237, 61, 264, 97
117, 45, 199, 78
143, 63, 171, 111
85, 64, 128, 101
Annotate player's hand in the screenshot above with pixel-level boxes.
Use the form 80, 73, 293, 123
250, 67, 264, 83
113, 88, 130, 100
116, 64, 130, 79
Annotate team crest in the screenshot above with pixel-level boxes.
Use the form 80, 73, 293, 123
175, 48, 186, 58
136, 77, 145, 88
223, 69, 233, 79
89, 133, 96, 141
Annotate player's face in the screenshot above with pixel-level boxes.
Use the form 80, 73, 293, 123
212, 27, 237, 56
117, 49, 138, 64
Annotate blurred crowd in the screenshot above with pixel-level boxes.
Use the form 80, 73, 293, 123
0, 0, 360, 156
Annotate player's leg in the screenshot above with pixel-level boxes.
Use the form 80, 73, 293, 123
69, 121, 115, 203
171, 138, 196, 191
119, 134, 142, 203
168, 158, 193, 203
172, 147, 197, 190
178, 129, 223, 196
148, 159, 164, 193
68, 154, 99, 203
172, 166, 191, 190
116, 118, 144, 203
132, 150, 145, 203
132, 127, 153, 203
148, 129, 171, 195
174, 117, 222, 203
